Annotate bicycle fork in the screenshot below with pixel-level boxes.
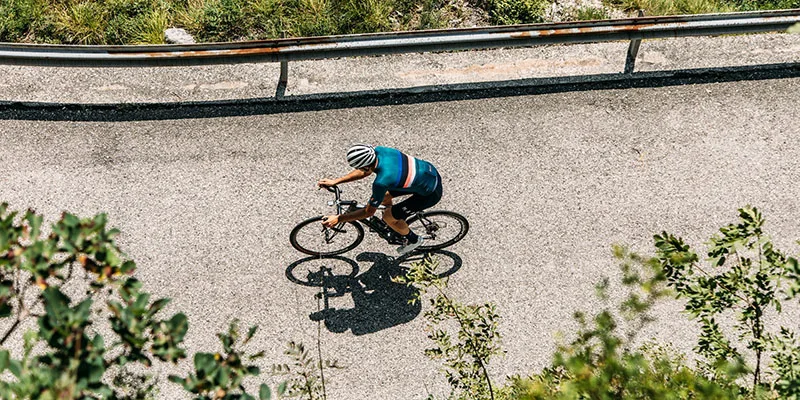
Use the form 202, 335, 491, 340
322, 223, 348, 243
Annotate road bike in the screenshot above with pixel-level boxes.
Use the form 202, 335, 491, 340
290, 185, 469, 256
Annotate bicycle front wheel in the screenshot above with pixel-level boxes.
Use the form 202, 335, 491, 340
407, 211, 469, 251
290, 216, 364, 256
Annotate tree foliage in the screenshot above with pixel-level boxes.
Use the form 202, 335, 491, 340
502, 245, 746, 400
506, 206, 800, 399
5, 202, 800, 399
0, 204, 275, 399
396, 255, 503, 400
0, 203, 187, 398
271, 341, 342, 400
169, 319, 274, 400
655, 206, 800, 396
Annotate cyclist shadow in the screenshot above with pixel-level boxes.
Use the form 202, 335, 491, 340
286, 250, 462, 336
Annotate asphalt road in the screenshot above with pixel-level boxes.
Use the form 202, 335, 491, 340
1, 37, 800, 398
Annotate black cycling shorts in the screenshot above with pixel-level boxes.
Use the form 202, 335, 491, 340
389, 175, 443, 220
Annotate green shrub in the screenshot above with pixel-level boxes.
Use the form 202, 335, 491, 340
0, 204, 279, 399
0, 0, 48, 42
52, 0, 110, 44
505, 341, 746, 399
132, 8, 170, 43
396, 255, 503, 400
497, 244, 747, 400
473, 0, 548, 25
0, 204, 182, 397
573, 6, 611, 20
168, 320, 274, 399
271, 341, 342, 400
248, 0, 290, 38
289, 0, 337, 37
605, 0, 736, 15
104, 0, 172, 44
507, 206, 800, 400
4, 0, 795, 43
194, 0, 250, 41
418, 8, 451, 29
340, 0, 394, 33
655, 206, 800, 396
392, 0, 459, 30
247, 0, 342, 39
726, 0, 800, 10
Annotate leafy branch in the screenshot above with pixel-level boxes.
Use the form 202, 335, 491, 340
169, 319, 274, 400
395, 254, 502, 400
0, 203, 189, 399
654, 206, 800, 394
271, 341, 342, 400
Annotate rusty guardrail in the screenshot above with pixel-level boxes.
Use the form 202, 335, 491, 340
1, 9, 798, 97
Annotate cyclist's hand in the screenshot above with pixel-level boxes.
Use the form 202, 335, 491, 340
317, 179, 337, 188
321, 215, 339, 228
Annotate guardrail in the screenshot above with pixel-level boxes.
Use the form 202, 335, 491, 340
1, 9, 798, 98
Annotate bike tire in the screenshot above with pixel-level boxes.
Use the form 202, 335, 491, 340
290, 216, 364, 256
406, 210, 469, 251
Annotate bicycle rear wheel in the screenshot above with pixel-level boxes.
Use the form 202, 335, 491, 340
406, 211, 469, 251
290, 216, 364, 256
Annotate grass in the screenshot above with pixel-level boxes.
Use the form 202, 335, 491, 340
606, 0, 737, 14
0, 0, 50, 43
574, 6, 612, 21
0, 0, 796, 44
475, 0, 549, 24
55, 1, 109, 45
605, 0, 800, 14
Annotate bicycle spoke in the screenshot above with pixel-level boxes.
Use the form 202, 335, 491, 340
407, 211, 468, 250
290, 217, 363, 256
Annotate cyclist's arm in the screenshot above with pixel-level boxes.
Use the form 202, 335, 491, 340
339, 182, 385, 222
318, 169, 371, 187
322, 182, 386, 227
335, 204, 377, 223
329, 182, 385, 222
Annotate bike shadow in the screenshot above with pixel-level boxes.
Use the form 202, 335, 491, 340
286, 250, 462, 335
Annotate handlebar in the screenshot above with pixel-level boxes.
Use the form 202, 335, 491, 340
322, 184, 341, 198
320, 185, 385, 213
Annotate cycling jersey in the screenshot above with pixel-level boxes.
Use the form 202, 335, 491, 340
368, 146, 440, 208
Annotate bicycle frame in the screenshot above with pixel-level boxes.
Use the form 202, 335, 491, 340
322, 185, 429, 245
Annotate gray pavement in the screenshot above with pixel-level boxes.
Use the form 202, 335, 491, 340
1, 33, 800, 399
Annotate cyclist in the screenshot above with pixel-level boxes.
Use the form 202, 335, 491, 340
317, 144, 443, 255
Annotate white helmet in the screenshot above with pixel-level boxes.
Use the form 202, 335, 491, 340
346, 144, 376, 169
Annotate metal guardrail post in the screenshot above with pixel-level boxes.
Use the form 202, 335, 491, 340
277, 60, 288, 98
624, 10, 645, 74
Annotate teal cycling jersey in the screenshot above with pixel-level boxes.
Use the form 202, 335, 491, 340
368, 146, 440, 207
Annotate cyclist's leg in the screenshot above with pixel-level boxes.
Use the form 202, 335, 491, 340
385, 183, 442, 234
382, 190, 409, 235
